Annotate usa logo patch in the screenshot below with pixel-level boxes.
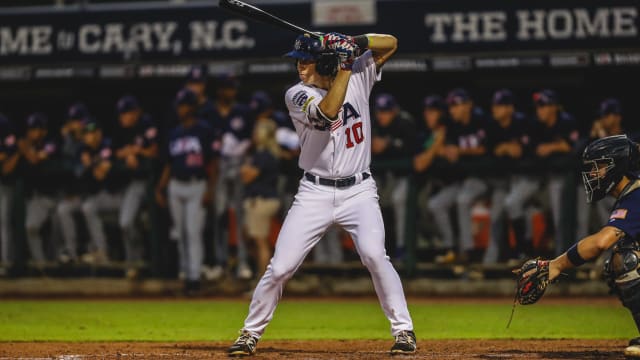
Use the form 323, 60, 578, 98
610, 209, 628, 220
292, 91, 308, 107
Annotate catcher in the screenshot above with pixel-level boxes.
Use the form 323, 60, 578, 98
514, 134, 640, 357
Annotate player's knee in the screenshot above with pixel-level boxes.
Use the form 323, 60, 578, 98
456, 192, 474, 207
81, 201, 96, 215
269, 263, 294, 282
56, 202, 72, 215
359, 249, 388, 269
118, 216, 134, 231
427, 198, 440, 212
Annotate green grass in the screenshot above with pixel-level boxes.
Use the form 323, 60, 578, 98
0, 300, 636, 341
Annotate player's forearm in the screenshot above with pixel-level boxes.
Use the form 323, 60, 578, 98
547, 140, 572, 153
318, 69, 351, 120
364, 34, 397, 67
458, 146, 486, 156
2, 152, 19, 175
139, 144, 158, 158
550, 226, 623, 279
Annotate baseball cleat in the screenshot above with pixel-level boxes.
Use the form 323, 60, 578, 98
228, 330, 259, 356
390, 330, 417, 355
625, 337, 640, 357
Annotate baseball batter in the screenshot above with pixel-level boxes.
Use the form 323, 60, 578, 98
228, 33, 415, 356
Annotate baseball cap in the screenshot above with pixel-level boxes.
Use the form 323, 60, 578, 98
216, 73, 239, 89
116, 95, 140, 114
599, 98, 622, 117
26, 112, 48, 129
67, 102, 88, 121
250, 91, 273, 113
424, 95, 446, 111
446, 88, 471, 105
186, 64, 207, 83
175, 88, 198, 107
533, 89, 558, 106
82, 117, 101, 132
374, 93, 397, 111
492, 89, 515, 105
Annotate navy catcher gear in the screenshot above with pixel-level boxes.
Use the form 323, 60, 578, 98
582, 135, 640, 203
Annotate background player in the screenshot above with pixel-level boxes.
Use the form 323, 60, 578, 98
371, 93, 415, 260
57, 102, 89, 264
75, 117, 118, 265
155, 88, 216, 294
228, 32, 416, 356
19, 113, 60, 264
515, 135, 640, 358
113, 95, 159, 277
427, 88, 489, 264
211, 74, 253, 281
483, 89, 529, 264
0, 114, 18, 274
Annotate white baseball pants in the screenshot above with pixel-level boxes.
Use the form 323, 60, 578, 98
242, 176, 414, 338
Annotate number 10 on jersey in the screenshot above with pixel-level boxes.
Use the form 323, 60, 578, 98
345, 122, 364, 148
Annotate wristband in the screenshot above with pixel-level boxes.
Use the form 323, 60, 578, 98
352, 35, 369, 50
567, 243, 587, 267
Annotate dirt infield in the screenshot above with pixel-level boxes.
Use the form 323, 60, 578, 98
0, 339, 628, 359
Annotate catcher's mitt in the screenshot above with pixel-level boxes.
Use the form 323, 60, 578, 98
513, 259, 551, 305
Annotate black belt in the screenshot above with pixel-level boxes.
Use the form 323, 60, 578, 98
304, 172, 370, 188
173, 175, 205, 182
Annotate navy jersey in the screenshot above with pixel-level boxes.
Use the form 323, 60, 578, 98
213, 103, 253, 158
21, 137, 61, 195
80, 138, 115, 194
607, 185, 640, 240
166, 120, 216, 180
528, 111, 579, 149
244, 150, 279, 199
528, 111, 579, 172
445, 108, 490, 177
486, 112, 530, 173
112, 113, 158, 180
113, 114, 158, 149
445, 108, 489, 152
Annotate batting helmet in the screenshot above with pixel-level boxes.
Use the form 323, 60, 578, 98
284, 34, 338, 77
582, 134, 640, 203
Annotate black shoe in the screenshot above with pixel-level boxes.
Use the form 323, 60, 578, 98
625, 337, 640, 357
183, 280, 201, 296
390, 330, 416, 355
228, 330, 259, 356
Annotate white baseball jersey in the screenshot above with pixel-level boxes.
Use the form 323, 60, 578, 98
284, 50, 381, 178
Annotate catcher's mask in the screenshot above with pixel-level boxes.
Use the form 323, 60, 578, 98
284, 34, 338, 77
582, 134, 640, 203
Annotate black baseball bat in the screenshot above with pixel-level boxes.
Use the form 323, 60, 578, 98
218, 0, 323, 39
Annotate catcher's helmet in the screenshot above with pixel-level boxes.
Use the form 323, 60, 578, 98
284, 34, 338, 77
582, 134, 640, 203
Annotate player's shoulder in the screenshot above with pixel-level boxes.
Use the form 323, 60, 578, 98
558, 111, 576, 124
285, 83, 315, 108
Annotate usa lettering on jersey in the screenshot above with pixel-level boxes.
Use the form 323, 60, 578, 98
170, 136, 202, 156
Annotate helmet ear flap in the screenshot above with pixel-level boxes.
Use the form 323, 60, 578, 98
316, 53, 338, 77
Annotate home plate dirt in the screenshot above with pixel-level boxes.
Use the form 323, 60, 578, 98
0, 339, 627, 359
